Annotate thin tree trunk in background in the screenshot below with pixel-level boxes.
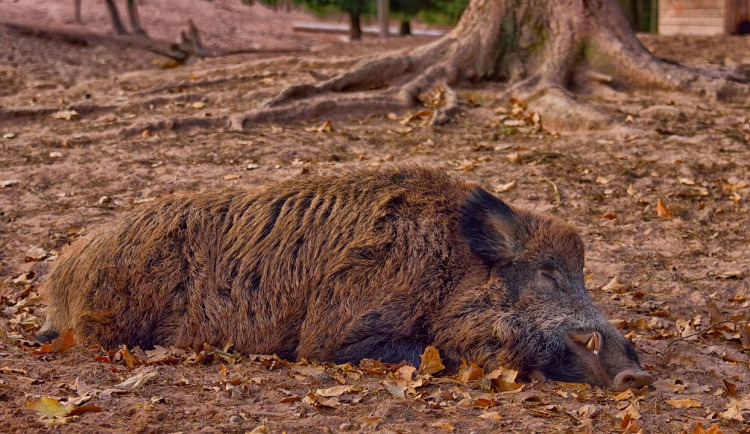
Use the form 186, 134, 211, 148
349, 13, 362, 41
104, 0, 127, 34
377, 0, 389, 38
629, 0, 639, 31
74, 0, 83, 24
399, 20, 411, 36
126, 0, 146, 35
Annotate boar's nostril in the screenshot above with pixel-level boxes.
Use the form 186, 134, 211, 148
613, 368, 653, 391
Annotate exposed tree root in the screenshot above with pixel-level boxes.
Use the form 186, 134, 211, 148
231, 92, 410, 130
120, 116, 229, 137
230, 0, 750, 131
132, 57, 356, 96
0, 104, 118, 122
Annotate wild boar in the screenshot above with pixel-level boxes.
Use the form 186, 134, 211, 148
38, 167, 652, 391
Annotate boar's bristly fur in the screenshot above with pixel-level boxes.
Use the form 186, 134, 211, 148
39, 167, 652, 390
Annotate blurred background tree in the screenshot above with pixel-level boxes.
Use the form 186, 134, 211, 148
617, 0, 657, 33
244, 0, 374, 40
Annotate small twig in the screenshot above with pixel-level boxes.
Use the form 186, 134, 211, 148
248, 411, 284, 418
541, 178, 562, 206
665, 320, 742, 350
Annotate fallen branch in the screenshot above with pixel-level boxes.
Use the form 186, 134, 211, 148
542, 178, 562, 206
665, 320, 744, 350
0, 21, 304, 64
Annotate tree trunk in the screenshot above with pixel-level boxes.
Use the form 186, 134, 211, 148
126, 0, 147, 35
104, 0, 128, 35
399, 20, 411, 36
74, 0, 83, 24
349, 13, 362, 41
232, 0, 750, 130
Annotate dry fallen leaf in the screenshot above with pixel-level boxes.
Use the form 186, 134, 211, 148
657, 198, 672, 218
739, 324, 750, 349
26, 396, 74, 419
67, 402, 101, 416
120, 345, 142, 368
493, 180, 517, 193
719, 403, 745, 421
431, 421, 455, 431
0, 179, 21, 188
602, 276, 631, 292
678, 177, 696, 186
25, 247, 47, 262
665, 398, 701, 409
676, 318, 698, 339
627, 183, 637, 196
479, 411, 503, 422
302, 391, 340, 408
454, 159, 476, 172
115, 369, 157, 391
653, 378, 687, 394
613, 389, 634, 402
691, 422, 722, 434
391, 127, 412, 135
485, 367, 523, 393
73, 378, 98, 397
400, 110, 433, 125
315, 385, 358, 398
383, 381, 407, 398
723, 379, 738, 397
33, 329, 75, 355
248, 424, 267, 434
360, 417, 381, 430
52, 110, 80, 121
459, 363, 484, 383
145, 345, 181, 365
577, 404, 601, 419
717, 270, 744, 279
418, 346, 445, 375
472, 395, 496, 408
305, 120, 334, 133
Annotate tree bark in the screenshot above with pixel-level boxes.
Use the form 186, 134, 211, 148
126, 0, 147, 35
103, 0, 127, 35
232, 0, 750, 130
349, 13, 362, 41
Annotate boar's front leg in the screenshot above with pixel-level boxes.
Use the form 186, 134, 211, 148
298, 307, 429, 366
336, 335, 428, 366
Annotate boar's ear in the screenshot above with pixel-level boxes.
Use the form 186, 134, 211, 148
459, 187, 521, 265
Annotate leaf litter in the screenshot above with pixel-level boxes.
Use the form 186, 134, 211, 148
2, 18, 750, 432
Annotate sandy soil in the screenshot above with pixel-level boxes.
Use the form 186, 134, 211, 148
1, 1, 749, 432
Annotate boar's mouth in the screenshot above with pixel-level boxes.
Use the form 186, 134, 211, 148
520, 331, 653, 391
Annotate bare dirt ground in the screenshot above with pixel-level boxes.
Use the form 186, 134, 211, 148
1, 1, 749, 432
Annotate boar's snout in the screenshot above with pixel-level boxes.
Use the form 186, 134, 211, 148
613, 368, 653, 391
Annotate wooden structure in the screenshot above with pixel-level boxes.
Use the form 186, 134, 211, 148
659, 0, 750, 35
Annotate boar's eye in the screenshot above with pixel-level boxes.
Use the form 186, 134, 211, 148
539, 270, 560, 288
